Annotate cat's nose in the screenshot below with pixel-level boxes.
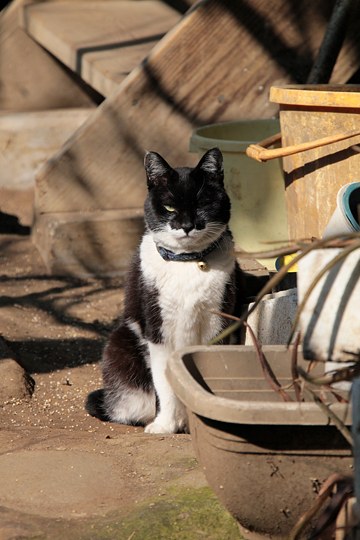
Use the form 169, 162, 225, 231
182, 223, 194, 235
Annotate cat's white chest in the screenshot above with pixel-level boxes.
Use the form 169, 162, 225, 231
140, 234, 234, 349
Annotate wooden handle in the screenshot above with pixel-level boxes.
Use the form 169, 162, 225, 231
246, 129, 360, 162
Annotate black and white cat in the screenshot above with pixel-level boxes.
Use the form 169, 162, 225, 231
86, 147, 242, 434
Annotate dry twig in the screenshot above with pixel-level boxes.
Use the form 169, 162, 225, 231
291, 332, 302, 402
210, 310, 293, 401
289, 474, 353, 540
213, 234, 360, 345
243, 321, 293, 402
288, 240, 360, 345
298, 364, 360, 388
304, 386, 353, 447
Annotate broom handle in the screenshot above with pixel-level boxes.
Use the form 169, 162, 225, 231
246, 129, 360, 162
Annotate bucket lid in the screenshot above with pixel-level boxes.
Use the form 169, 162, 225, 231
270, 85, 360, 108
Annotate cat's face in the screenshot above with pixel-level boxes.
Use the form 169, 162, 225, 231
144, 148, 230, 252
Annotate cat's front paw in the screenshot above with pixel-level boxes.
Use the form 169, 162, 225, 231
144, 421, 176, 434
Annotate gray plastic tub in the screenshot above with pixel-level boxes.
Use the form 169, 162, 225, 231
167, 345, 352, 539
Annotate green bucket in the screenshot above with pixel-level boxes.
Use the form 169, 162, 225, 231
190, 119, 288, 270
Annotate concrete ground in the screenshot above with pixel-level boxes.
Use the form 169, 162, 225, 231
0, 192, 241, 539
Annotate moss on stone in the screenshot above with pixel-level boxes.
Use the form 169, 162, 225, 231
11, 486, 242, 539
77, 486, 242, 540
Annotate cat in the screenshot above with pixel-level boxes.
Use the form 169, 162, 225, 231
85, 147, 242, 434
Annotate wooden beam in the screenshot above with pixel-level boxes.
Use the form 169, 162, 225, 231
0, 108, 92, 190
22, 1, 181, 97
0, 108, 92, 225
0, 0, 97, 111
36, 0, 356, 215
33, 209, 144, 277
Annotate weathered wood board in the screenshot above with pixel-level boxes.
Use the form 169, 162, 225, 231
0, 109, 92, 189
80, 41, 165, 98
0, 108, 92, 225
0, 0, 97, 111
22, 1, 181, 97
34, 0, 360, 216
33, 209, 144, 277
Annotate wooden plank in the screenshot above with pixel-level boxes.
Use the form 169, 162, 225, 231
33, 209, 144, 277
0, 0, 97, 111
81, 41, 163, 97
23, 1, 181, 97
37, 0, 358, 215
0, 109, 92, 190
0, 108, 92, 226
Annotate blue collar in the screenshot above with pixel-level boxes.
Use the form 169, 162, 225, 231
156, 232, 226, 262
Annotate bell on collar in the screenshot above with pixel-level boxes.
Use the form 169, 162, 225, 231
197, 260, 209, 271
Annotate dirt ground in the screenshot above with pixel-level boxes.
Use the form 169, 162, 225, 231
0, 195, 241, 539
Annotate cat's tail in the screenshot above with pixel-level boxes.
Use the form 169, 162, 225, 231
85, 389, 111, 422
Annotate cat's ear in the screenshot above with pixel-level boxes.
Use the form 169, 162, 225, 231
144, 151, 172, 188
196, 148, 224, 179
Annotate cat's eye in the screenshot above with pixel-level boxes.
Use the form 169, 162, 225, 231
164, 205, 177, 213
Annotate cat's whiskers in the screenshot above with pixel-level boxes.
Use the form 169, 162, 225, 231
191, 223, 227, 248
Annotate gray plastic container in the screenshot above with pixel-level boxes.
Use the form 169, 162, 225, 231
167, 345, 352, 539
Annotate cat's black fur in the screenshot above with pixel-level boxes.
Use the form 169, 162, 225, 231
86, 148, 243, 433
